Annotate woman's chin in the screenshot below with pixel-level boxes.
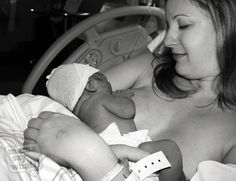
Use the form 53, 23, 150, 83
175, 64, 189, 78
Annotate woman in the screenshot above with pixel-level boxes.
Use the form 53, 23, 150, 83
105, 0, 236, 178
24, 0, 236, 179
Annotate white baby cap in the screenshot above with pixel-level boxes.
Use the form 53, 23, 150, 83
46, 63, 99, 111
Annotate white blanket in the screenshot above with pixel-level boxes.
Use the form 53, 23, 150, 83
0, 94, 83, 181
190, 161, 236, 181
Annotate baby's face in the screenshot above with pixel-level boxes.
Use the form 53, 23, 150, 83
89, 72, 112, 92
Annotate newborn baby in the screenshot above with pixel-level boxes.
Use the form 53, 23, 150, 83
44, 63, 184, 180
46, 63, 137, 135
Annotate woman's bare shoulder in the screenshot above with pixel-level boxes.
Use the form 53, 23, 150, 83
213, 108, 236, 125
205, 108, 236, 130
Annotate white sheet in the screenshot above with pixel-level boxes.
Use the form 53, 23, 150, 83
0, 94, 82, 181
190, 161, 236, 181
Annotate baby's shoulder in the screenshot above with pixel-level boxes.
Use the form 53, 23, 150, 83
90, 92, 112, 101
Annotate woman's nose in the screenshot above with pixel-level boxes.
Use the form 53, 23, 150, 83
164, 30, 178, 48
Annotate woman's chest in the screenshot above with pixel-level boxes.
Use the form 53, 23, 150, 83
132, 89, 232, 146
131, 89, 236, 178
131, 88, 224, 137
131, 88, 190, 136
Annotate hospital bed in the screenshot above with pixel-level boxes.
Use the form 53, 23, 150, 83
21, 5, 165, 94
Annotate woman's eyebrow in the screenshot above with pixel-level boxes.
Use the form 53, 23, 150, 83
173, 14, 188, 20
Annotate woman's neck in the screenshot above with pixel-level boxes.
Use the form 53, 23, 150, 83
175, 76, 218, 106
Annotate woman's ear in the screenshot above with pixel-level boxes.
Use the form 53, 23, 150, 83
85, 81, 97, 92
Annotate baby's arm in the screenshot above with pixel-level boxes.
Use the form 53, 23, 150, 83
101, 94, 135, 119
78, 93, 136, 134
139, 140, 187, 181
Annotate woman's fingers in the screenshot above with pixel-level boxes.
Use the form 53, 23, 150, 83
27, 112, 62, 130
23, 138, 36, 145
27, 118, 44, 130
110, 144, 150, 162
25, 151, 41, 161
24, 128, 39, 141
38, 111, 60, 119
23, 139, 40, 153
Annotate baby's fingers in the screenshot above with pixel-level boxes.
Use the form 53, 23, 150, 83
23, 139, 40, 153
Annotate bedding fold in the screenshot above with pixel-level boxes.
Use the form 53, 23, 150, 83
0, 94, 82, 181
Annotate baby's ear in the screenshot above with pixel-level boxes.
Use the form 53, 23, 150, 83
85, 81, 97, 92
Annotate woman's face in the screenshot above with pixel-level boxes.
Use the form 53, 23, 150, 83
164, 0, 220, 80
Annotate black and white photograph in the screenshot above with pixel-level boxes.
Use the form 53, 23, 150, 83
0, 0, 236, 180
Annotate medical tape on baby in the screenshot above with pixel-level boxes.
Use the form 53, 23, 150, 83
100, 161, 124, 181
126, 151, 171, 180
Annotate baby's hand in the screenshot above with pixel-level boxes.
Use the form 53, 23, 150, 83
113, 89, 134, 97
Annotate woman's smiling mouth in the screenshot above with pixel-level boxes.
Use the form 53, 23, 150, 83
172, 53, 187, 61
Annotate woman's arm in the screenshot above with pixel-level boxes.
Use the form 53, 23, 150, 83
104, 49, 155, 91
222, 144, 236, 164
24, 112, 118, 181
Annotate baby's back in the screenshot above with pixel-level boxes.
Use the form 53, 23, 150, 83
78, 93, 136, 134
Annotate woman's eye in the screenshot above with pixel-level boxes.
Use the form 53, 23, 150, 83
178, 25, 189, 30
93, 75, 103, 80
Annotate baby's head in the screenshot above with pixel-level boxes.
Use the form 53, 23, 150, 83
46, 63, 112, 111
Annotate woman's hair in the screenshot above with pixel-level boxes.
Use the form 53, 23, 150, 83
153, 0, 236, 109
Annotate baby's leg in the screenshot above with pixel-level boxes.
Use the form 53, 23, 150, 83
116, 119, 137, 135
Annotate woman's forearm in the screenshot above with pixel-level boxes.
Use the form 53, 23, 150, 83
70, 153, 119, 181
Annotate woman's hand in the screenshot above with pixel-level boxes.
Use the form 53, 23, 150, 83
110, 144, 150, 162
24, 111, 118, 181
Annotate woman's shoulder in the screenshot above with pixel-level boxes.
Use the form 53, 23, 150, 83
211, 107, 236, 123
185, 106, 236, 143
205, 108, 236, 143
204, 107, 236, 127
